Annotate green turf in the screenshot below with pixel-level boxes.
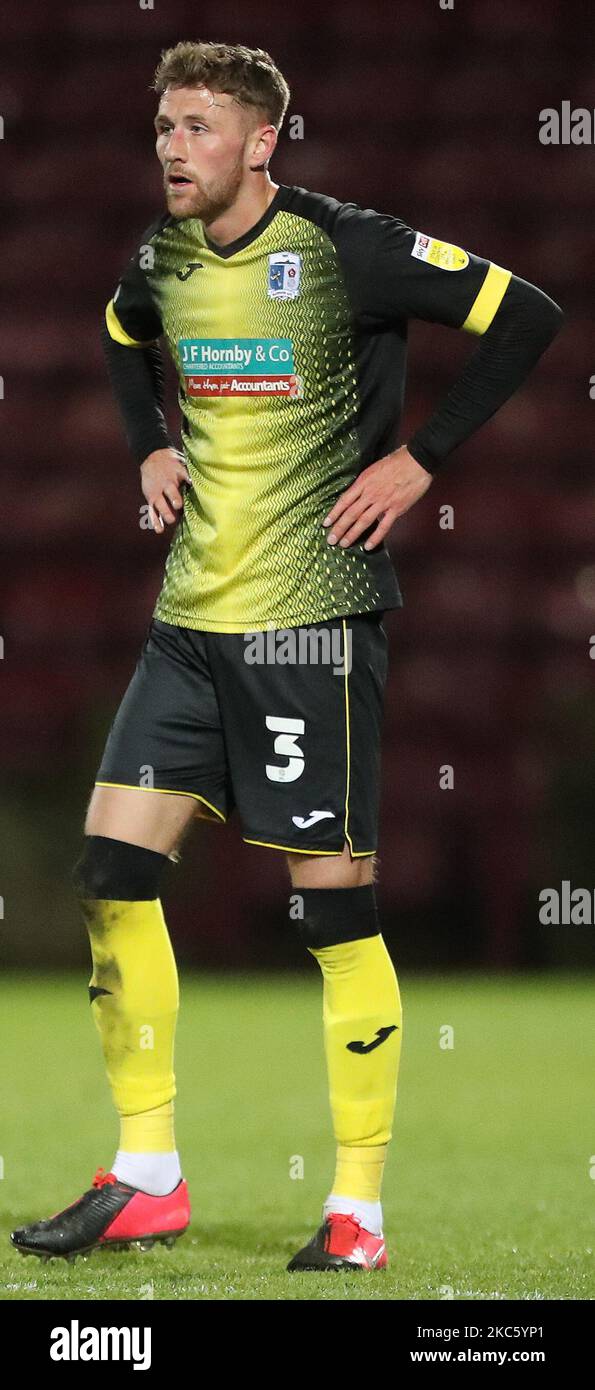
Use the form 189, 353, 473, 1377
1, 972, 594, 1300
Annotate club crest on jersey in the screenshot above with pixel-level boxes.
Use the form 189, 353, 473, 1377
411, 232, 469, 271
268, 252, 301, 300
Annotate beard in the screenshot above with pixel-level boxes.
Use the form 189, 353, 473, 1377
165, 157, 244, 223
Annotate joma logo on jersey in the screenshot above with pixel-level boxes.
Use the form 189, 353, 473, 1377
178, 338, 302, 397
268, 252, 301, 299
175, 262, 204, 280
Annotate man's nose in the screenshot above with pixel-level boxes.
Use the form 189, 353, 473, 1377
164, 126, 188, 160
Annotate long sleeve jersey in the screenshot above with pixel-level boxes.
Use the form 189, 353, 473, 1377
102, 181, 563, 632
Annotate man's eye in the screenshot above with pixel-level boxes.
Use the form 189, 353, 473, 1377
191, 125, 205, 133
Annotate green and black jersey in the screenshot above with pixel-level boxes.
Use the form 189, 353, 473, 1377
104, 181, 559, 633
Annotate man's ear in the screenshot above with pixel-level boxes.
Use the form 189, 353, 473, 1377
248, 124, 277, 172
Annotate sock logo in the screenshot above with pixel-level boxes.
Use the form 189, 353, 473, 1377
346, 1025, 398, 1054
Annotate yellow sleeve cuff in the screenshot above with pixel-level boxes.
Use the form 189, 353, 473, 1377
105, 299, 156, 348
461, 263, 512, 335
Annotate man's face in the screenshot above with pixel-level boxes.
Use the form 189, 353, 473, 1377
155, 84, 269, 221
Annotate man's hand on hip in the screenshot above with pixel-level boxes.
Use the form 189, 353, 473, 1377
322, 445, 432, 550
141, 448, 192, 535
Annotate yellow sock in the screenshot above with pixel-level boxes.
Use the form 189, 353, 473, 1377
332, 1142, 388, 1202
309, 933, 402, 1203
82, 898, 179, 1116
119, 1099, 176, 1153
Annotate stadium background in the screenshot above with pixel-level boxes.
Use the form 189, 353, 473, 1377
2, 0, 594, 973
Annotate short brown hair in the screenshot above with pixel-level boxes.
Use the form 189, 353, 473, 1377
152, 40, 290, 131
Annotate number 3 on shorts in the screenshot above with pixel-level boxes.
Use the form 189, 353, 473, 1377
265, 715, 305, 783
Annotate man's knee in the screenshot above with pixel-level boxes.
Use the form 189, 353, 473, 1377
289, 883, 380, 950
72, 835, 168, 901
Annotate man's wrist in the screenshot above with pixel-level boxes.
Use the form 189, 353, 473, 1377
132, 429, 173, 467
406, 435, 444, 476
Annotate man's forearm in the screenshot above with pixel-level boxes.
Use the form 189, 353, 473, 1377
406, 275, 564, 473
100, 321, 172, 465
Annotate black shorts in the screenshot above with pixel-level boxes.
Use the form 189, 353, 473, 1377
96, 613, 388, 857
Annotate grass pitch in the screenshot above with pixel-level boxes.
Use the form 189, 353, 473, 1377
1, 972, 594, 1300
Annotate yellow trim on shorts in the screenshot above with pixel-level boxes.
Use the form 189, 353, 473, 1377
243, 838, 376, 856
243, 838, 342, 855
341, 618, 356, 857
105, 299, 157, 348
461, 263, 511, 335
94, 781, 226, 822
